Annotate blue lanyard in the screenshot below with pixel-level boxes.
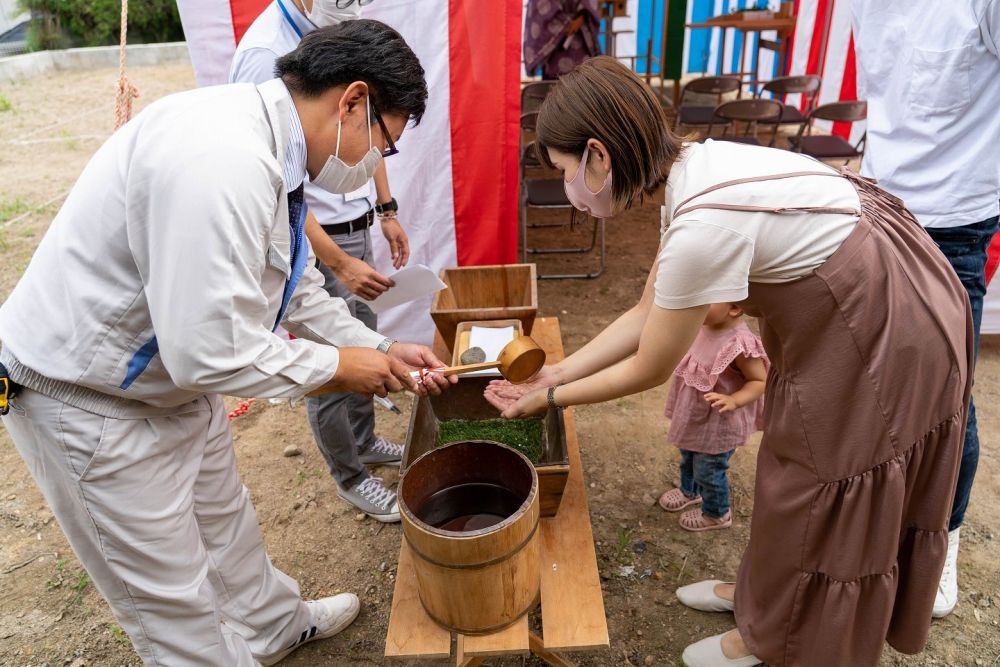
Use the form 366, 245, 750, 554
276, 0, 304, 39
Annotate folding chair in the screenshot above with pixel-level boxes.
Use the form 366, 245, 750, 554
757, 75, 822, 129
789, 101, 867, 164
710, 98, 783, 147
519, 141, 606, 279
521, 81, 558, 115
673, 75, 742, 136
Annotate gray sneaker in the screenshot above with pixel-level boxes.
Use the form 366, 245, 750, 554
338, 476, 400, 523
359, 436, 404, 467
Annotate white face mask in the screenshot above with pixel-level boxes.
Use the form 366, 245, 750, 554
305, 0, 362, 28
312, 96, 383, 195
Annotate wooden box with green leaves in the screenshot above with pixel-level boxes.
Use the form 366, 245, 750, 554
403, 377, 569, 517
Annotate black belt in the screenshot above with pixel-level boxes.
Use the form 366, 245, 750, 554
321, 208, 374, 236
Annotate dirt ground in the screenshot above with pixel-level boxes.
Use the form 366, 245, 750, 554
0, 63, 997, 667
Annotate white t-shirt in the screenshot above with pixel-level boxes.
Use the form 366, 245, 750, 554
851, 0, 1000, 228
654, 141, 861, 309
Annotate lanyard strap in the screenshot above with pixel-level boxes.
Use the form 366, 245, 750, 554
276, 0, 304, 39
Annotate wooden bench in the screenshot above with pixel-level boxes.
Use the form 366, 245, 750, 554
384, 317, 609, 665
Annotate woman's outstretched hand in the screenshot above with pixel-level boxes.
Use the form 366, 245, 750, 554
495, 388, 548, 419
484, 365, 561, 416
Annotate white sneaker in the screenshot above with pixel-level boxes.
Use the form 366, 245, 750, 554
682, 632, 761, 667
932, 527, 960, 619
258, 593, 360, 666
676, 580, 735, 613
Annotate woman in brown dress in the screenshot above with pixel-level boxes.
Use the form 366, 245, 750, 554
486, 57, 972, 666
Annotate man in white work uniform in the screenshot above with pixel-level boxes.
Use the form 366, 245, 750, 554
0, 20, 452, 665
851, 0, 1000, 619
231, 0, 408, 523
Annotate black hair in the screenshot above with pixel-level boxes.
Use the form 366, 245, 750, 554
275, 19, 427, 125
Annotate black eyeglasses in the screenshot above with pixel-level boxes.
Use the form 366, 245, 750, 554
370, 102, 399, 158
335, 0, 374, 8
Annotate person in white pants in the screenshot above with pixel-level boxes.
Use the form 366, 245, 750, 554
0, 19, 450, 666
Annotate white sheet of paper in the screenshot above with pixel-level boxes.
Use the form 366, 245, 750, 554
462, 325, 515, 377
359, 264, 446, 314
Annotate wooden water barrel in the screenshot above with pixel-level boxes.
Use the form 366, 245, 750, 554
398, 441, 540, 634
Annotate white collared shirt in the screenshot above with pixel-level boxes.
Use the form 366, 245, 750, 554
282, 83, 307, 192
851, 0, 1000, 228
230, 0, 373, 223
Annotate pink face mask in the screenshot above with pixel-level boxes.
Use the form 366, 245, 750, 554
563, 144, 613, 219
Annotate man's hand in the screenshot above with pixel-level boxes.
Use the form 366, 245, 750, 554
484, 365, 561, 413
321, 347, 419, 397
387, 343, 457, 395
379, 217, 410, 270
333, 256, 394, 301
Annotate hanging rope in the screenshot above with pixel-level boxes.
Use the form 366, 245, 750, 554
113, 0, 140, 130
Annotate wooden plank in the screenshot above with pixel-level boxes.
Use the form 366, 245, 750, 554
535, 319, 611, 652
432, 329, 450, 365
530, 317, 566, 363
529, 632, 578, 667
460, 615, 530, 657
455, 635, 486, 667
384, 541, 453, 660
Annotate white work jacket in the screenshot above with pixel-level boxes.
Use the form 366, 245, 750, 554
0, 78, 384, 413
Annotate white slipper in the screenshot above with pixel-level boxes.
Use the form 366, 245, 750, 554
676, 580, 735, 612
682, 633, 762, 667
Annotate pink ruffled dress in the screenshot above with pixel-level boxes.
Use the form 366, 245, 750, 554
665, 321, 768, 454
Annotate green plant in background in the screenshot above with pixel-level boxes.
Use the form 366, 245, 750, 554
19, 0, 184, 51
615, 526, 636, 566
0, 195, 29, 224
437, 418, 545, 464
69, 570, 90, 605
108, 623, 129, 645
0, 95, 12, 112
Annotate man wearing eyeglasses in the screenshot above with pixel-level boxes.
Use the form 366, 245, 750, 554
231, 0, 411, 524
0, 20, 452, 666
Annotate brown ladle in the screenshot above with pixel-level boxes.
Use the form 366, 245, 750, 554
413, 335, 546, 385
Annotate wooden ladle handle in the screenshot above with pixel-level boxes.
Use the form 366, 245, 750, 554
410, 361, 502, 379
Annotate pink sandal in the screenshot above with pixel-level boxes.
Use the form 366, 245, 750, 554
658, 488, 702, 512
679, 509, 732, 532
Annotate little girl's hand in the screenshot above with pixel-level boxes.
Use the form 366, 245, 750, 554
704, 392, 738, 413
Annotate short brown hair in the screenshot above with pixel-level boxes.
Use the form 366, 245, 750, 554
536, 57, 682, 209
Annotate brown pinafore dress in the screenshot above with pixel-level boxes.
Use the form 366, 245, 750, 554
671, 170, 973, 666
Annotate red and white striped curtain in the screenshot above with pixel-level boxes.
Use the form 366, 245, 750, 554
174, 0, 522, 344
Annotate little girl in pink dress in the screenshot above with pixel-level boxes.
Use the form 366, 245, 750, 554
658, 303, 768, 532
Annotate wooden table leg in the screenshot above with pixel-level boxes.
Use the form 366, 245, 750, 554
455, 635, 486, 667
529, 632, 577, 667
736, 28, 748, 98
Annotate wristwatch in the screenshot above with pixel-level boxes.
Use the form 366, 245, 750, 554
376, 337, 396, 354
374, 198, 398, 215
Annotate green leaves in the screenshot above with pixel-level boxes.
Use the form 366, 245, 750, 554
437, 418, 545, 464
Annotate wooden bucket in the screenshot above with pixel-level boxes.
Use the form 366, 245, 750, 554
398, 441, 541, 634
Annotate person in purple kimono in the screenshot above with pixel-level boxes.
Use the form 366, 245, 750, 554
524, 0, 602, 79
